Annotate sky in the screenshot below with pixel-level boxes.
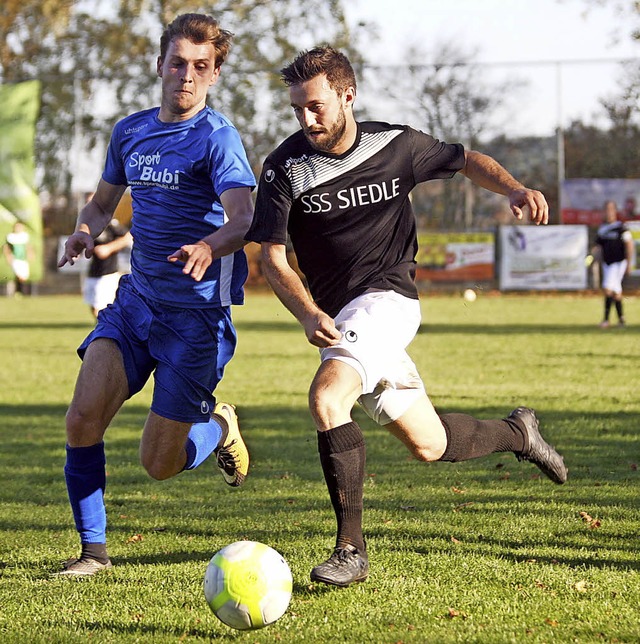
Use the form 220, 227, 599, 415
344, 0, 640, 137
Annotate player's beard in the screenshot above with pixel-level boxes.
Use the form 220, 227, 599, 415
305, 109, 347, 153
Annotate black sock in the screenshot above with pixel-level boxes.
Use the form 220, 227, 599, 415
615, 299, 623, 320
317, 422, 366, 552
81, 542, 110, 564
438, 413, 525, 462
604, 295, 613, 321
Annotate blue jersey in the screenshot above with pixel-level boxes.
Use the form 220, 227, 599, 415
102, 106, 255, 308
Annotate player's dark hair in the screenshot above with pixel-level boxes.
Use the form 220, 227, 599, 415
281, 46, 357, 95
160, 13, 233, 67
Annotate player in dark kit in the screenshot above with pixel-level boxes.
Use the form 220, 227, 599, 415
246, 47, 568, 588
592, 200, 633, 328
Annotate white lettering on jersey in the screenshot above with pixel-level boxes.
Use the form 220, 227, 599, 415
128, 151, 180, 187
336, 178, 400, 209
301, 193, 332, 214
129, 151, 161, 169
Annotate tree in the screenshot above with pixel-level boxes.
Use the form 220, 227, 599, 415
1, 0, 361, 226
370, 42, 525, 230
580, 0, 640, 41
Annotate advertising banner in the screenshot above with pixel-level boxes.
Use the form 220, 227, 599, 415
627, 221, 640, 276
415, 232, 494, 283
0, 80, 43, 285
499, 225, 588, 291
561, 178, 640, 226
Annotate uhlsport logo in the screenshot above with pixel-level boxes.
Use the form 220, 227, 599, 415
345, 330, 358, 343
201, 401, 210, 415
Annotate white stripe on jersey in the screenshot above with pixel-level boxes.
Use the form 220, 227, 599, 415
219, 253, 234, 305
287, 129, 404, 200
218, 210, 233, 305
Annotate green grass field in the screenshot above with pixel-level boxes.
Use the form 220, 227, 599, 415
0, 291, 639, 643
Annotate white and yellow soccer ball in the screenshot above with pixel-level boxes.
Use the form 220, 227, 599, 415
463, 288, 477, 302
204, 540, 293, 631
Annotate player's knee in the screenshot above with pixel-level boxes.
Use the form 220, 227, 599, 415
308, 384, 350, 426
411, 443, 445, 462
65, 404, 104, 445
140, 455, 173, 481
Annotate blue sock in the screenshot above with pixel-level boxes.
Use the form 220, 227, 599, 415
64, 442, 107, 544
183, 417, 223, 470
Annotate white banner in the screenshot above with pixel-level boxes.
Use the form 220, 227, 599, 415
499, 225, 588, 291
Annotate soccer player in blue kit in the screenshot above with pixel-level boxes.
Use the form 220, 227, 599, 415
57, 14, 255, 576
246, 47, 568, 587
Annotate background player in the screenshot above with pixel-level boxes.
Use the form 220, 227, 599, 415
81, 192, 133, 318
57, 13, 255, 576
247, 46, 567, 588
592, 200, 633, 327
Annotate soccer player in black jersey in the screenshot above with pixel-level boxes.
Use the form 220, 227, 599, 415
592, 200, 633, 327
246, 47, 568, 587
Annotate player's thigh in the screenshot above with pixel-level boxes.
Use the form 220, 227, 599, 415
383, 393, 447, 461
66, 337, 129, 445
150, 306, 236, 424
139, 410, 192, 480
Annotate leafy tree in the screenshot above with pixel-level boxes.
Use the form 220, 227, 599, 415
371, 42, 525, 230
1, 0, 360, 228
580, 0, 640, 41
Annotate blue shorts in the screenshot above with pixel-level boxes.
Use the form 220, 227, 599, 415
78, 275, 237, 423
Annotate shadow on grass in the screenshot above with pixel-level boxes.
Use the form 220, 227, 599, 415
419, 323, 640, 335
0, 321, 93, 330
1, 402, 638, 574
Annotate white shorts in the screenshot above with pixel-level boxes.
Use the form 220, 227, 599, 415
601, 260, 627, 294
321, 290, 425, 425
83, 273, 123, 312
11, 259, 30, 281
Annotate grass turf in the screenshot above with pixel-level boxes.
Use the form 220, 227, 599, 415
0, 291, 638, 643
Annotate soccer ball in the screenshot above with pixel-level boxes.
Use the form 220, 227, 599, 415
204, 540, 293, 630
463, 288, 477, 302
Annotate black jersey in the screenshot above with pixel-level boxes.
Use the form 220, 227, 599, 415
595, 221, 630, 265
88, 220, 129, 278
247, 121, 465, 317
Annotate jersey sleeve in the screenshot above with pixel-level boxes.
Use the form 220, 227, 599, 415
245, 160, 292, 245
408, 127, 465, 183
209, 126, 256, 196
101, 121, 128, 186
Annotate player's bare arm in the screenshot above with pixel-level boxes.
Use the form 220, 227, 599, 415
168, 186, 254, 282
92, 231, 133, 260
625, 237, 634, 276
461, 150, 549, 225
58, 180, 127, 267
261, 242, 341, 348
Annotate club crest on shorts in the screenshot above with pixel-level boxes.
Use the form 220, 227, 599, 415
344, 330, 358, 343
201, 401, 210, 415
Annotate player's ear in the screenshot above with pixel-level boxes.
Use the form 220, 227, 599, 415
343, 86, 356, 110
156, 56, 163, 78
209, 65, 221, 87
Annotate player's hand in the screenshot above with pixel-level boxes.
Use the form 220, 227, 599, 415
57, 231, 94, 267
167, 240, 214, 282
303, 310, 342, 348
508, 188, 549, 225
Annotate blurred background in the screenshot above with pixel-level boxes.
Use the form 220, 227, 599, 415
1, 0, 639, 295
